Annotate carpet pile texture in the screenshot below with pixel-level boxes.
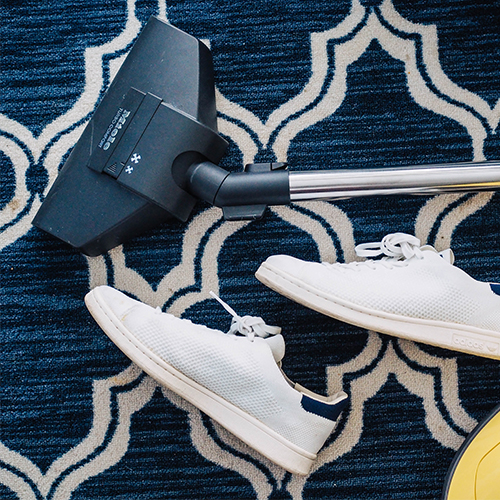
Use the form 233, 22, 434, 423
1, 1, 500, 498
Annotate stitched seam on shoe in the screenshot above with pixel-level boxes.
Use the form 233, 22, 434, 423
264, 265, 499, 336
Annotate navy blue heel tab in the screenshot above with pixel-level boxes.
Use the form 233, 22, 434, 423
301, 393, 349, 421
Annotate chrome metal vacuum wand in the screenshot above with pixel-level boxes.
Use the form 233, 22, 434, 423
188, 160, 500, 221
288, 161, 500, 200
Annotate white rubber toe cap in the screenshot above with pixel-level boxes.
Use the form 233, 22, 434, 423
86, 285, 141, 319
263, 255, 310, 279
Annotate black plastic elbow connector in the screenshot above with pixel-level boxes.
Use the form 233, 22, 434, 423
187, 161, 291, 209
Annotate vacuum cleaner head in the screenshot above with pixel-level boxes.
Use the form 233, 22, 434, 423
33, 17, 227, 256
34, 16, 500, 257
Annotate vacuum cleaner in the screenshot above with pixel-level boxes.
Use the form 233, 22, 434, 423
33, 16, 500, 256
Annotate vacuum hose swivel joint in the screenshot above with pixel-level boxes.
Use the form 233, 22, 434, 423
187, 161, 291, 221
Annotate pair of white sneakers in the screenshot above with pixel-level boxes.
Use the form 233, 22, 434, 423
85, 232, 500, 475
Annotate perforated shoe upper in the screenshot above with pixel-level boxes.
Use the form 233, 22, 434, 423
264, 233, 500, 332
91, 286, 348, 455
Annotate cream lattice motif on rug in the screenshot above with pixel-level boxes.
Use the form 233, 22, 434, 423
1, 0, 499, 498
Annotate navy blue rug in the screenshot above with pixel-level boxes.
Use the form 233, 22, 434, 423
2, 1, 500, 498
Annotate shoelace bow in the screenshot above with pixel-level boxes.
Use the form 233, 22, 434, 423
325, 233, 426, 271
355, 233, 423, 260
210, 291, 281, 341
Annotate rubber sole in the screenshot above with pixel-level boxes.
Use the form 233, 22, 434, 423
84, 288, 317, 475
255, 261, 500, 360
442, 403, 500, 499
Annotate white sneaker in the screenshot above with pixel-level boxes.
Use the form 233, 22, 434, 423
84, 286, 348, 475
256, 233, 500, 360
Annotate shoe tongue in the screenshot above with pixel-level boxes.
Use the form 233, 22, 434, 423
419, 244, 437, 253
419, 245, 455, 265
264, 334, 286, 363
439, 248, 455, 264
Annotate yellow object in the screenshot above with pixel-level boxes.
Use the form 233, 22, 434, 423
443, 404, 500, 499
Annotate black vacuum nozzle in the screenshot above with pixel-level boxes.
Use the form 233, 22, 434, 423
33, 17, 228, 256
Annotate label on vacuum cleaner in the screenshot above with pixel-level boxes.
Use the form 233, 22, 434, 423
87, 88, 163, 179
99, 108, 132, 151
87, 88, 146, 174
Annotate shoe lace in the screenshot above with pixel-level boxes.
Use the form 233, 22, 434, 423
329, 233, 424, 271
355, 233, 423, 260
210, 291, 281, 341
